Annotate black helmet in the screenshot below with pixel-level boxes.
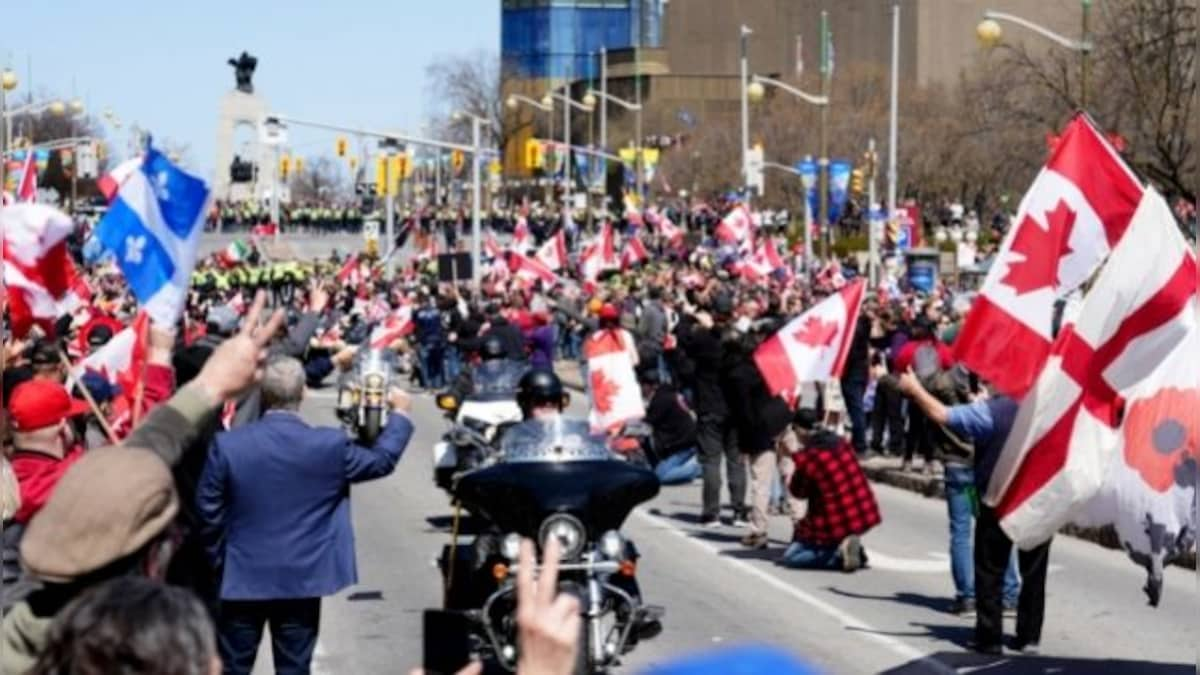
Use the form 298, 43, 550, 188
479, 333, 506, 361
517, 368, 565, 418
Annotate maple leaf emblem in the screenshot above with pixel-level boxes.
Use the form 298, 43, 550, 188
590, 369, 619, 415
792, 316, 839, 349
1001, 200, 1077, 295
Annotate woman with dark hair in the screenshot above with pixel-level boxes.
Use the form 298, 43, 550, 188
29, 577, 220, 675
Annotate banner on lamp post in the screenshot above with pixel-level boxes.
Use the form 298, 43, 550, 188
828, 158, 851, 225
795, 158, 818, 221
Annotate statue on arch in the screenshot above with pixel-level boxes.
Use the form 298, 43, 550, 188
227, 51, 258, 94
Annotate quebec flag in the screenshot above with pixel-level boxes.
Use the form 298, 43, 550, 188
96, 146, 210, 325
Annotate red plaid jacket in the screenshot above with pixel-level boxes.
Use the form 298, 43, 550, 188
790, 435, 882, 546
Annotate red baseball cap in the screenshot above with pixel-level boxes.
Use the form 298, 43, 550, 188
8, 380, 91, 431
600, 304, 620, 321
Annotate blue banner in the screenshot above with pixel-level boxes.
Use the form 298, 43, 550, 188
795, 159, 818, 221
828, 159, 851, 225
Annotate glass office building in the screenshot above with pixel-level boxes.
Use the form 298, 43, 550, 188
501, 0, 663, 80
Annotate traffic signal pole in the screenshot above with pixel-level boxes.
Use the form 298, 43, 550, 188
867, 138, 878, 287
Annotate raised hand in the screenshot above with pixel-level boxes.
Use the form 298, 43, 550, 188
515, 538, 581, 675
194, 291, 286, 402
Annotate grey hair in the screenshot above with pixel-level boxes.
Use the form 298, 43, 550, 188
261, 356, 306, 411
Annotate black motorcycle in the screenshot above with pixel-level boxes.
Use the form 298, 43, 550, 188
429, 417, 663, 674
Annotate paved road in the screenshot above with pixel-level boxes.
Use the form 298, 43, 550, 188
251, 389, 1196, 675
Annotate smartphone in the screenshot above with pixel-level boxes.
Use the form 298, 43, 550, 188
423, 609, 473, 675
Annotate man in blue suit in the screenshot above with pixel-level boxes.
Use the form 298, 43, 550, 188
197, 355, 414, 675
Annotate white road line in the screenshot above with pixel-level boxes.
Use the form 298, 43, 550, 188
632, 509, 959, 675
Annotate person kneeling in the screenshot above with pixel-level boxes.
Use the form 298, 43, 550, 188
778, 425, 881, 573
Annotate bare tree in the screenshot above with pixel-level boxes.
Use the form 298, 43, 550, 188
424, 50, 512, 152
289, 156, 350, 204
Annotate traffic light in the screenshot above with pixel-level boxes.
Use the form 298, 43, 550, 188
280, 155, 291, 180
349, 156, 358, 172
524, 139, 544, 169
294, 157, 304, 174
374, 157, 386, 196
850, 169, 864, 195
451, 149, 465, 175
335, 136, 348, 158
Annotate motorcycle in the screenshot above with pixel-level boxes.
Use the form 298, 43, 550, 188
429, 417, 663, 674
334, 347, 399, 444
431, 361, 526, 493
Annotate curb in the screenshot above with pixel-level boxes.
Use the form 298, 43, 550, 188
862, 464, 1197, 571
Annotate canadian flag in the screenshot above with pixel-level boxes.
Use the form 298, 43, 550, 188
580, 221, 619, 282
72, 312, 150, 392
656, 214, 685, 248
370, 306, 415, 349
715, 204, 754, 243
1, 204, 82, 337
753, 279, 866, 396
97, 156, 144, 203
535, 230, 568, 271
584, 329, 645, 432
985, 189, 1197, 551
621, 236, 649, 269
16, 150, 37, 202
336, 254, 363, 287
955, 114, 1143, 398
484, 231, 505, 259
513, 216, 531, 249
510, 251, 561, 286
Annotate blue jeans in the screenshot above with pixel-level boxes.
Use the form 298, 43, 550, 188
841, 377, 868, 454
655, 448, 702, 485
443, 345, 462, 382
418, 343, 445, 390
778, 540, 843, 570
945, 464, 1020, 603
218, 598, 320, 675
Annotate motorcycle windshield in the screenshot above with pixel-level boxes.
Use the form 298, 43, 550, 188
472, 361, 525, 398
500, 417, 613, 463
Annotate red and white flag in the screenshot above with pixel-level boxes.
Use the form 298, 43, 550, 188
621, 236, 649, 269
715, 204, 753, 243
1, 204, 82, 337
584, 328, 645, 432
510, 251, 560, 286
513, 216, 531, 249
72, 312, 150, 393
370, 306, 414, 349
535, 230, 568, 271
97, 156, 144, 203
418, 236, 440, 260
955, 114, 1143, 398
484, 231, 505, 259
16, 150, 37, 203
581, 221, 619, 282
753, 279, 866, 396
985, 189, 1197, 550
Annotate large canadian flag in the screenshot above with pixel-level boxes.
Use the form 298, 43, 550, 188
370, 306, 415, 349
985, 189, 1197, 551
754, 279, 865, 396
72, 312, 150, 391
1, 204, 82, 337
510, 251, 561, 286
535, 229, 568, 271
621, 236, 649, 269
954, 114, 1143, 398
580, 221, 618, 283
715, 204, 753, 243
584, 329, 645, 432
16, 150, 37, 202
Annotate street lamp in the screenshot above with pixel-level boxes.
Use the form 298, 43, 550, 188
584, 87, 642, 200
379, 137, 402, 264
452, 110, 490, 287
0, 69, 15, 188
739, 24, 753, 202
262, 116, 287, 242
976, 1, 1094, 107
543, 87, 594, 229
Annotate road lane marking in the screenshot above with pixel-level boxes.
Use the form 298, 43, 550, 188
632, 509, 958, 675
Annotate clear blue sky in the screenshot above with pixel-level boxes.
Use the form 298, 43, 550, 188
2, 0, 499, 177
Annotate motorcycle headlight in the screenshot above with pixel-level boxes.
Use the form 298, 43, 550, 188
538, 514, 586, 561
500, 533, 521, 562
598, 530, 625, 560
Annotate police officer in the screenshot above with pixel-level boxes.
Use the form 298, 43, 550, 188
413, 292, 447, 390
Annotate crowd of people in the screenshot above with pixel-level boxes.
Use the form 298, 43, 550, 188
0, 195, 1071, 674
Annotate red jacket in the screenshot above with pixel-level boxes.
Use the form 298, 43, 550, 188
11, 445, 84, 524
894, 338, 953, 373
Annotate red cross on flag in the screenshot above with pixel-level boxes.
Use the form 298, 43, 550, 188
954, 114, 1143, 398
754, 279, 865, 395
985, 188, 1198, 551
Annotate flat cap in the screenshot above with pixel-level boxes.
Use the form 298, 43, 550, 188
21, 446, 178, 584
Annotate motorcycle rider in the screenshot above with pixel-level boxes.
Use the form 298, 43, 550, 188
511, 368, 662, 641
447, 334, 526, 405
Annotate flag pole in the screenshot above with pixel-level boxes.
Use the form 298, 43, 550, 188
58, 350, 119, 445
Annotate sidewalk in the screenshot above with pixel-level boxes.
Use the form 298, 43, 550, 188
551, 361, 1195, 571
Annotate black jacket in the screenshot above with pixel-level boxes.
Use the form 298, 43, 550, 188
644, 385, 698, 459
725, 349, 793, 453
841, 315, 871, 383
485, 317, 527, 362
678, 320, 728, 419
